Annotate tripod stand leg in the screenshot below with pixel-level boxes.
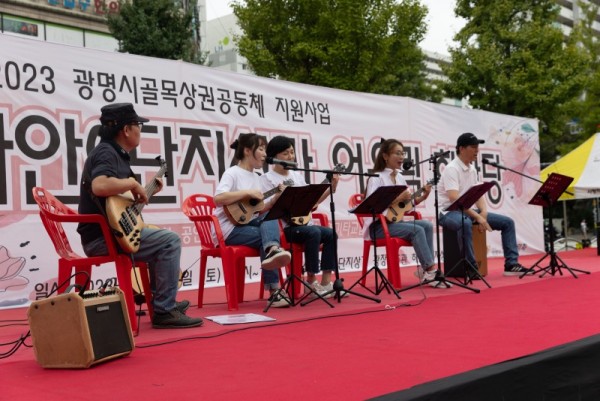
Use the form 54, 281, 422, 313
344, 264, 401, 298
301, 277, 382, 306
538, 252, 590, 279
397, 267, 481, 294
265, 273, 334, 312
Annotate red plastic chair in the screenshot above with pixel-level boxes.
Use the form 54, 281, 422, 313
182, 194, 261, 311
31, 187, 153, 333
258, 213, 330, 300
348, 193, 422, 289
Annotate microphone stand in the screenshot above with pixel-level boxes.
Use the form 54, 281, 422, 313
282, 164, 383, 305
485, 161, 588, 279
397, 152, 479, 294
483, 160, 544, 186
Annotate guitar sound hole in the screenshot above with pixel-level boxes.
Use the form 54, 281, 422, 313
398, 202, 406, 208
249, 199, 259, 206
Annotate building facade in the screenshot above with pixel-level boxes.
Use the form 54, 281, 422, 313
0, 0, 118, 50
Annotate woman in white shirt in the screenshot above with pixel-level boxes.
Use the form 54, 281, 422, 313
365, 139, 450, 288
213, 133, 292, 307
260, 136, 339, 297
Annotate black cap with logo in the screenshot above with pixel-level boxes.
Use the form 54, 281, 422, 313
456, 132, 485, 147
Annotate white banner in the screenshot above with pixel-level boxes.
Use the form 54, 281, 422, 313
0, 33, 543, 309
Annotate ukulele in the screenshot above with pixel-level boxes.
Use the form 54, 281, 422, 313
386, 179, 435, 223
290, 163, 346, 226
224, 179, 294, 225
105, 156, 167, 253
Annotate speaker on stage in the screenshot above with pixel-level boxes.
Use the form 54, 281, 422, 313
27, 287, 134, 368
443, 226, 488, 277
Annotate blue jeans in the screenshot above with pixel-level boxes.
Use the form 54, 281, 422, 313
369, 219, 435, 269
82, 227, 181, 314
283, 225, 336, 274
225, 214, 282, 290
440, 211, 519, 268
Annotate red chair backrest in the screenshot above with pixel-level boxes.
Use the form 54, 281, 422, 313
32, 187, 79, 259
182, 194, 220, 249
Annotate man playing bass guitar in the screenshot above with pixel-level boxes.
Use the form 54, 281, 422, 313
77, 103, 202, 329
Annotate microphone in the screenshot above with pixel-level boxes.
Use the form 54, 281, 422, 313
265, 157, 297, 168
482, 158, 500, 168
402, 160, 414, 170
432, 150, 450, 158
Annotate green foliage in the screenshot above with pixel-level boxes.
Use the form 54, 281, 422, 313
557, 1, 600, 155
231, 0, 441, 101
442, 0, 589, 162
107, 0, 205, 64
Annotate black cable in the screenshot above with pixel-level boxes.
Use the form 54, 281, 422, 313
136, 300, 424, 349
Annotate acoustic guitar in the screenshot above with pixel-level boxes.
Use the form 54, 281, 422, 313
386, 179, 435, 223
105, 156, 167, 253
224, 179, 294, 225
290, 163, 346, 226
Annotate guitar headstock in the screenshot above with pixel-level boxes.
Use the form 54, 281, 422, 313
325, 163, 346, 182
155, 156, 168, 178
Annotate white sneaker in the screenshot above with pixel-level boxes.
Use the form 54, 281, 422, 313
304, 281, 320, 295
416, 268, 453, 289
428, 279, 453, 289
267, 291, 290, 308
304, 281, 334, 299
320, 281, 349, 298
261, 247, 291, 270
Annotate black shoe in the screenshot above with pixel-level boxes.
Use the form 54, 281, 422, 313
261, 247, 291, 270
176, 300, 190, 314
504, 263, 533, 276
152, 309, 203, 329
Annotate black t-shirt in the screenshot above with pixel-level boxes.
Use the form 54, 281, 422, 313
77, 140, 135, 245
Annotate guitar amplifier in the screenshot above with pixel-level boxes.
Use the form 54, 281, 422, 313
27, 287, 134, 368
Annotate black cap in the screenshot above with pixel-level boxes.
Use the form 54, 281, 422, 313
457, 132, 484, 147
266, 135, 294, 158
99, 103, 149, 128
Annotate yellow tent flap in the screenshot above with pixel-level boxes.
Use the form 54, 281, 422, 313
540, 134, 597, 200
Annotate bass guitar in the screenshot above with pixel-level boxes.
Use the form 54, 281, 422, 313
386, 179, 435, 223
224, 179, 294, 225
106, 156, 167, 253
290, 163, 345, 226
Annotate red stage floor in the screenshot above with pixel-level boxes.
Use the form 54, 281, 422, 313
1, 248, 599, 400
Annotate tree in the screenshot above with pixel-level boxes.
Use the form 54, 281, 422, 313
442, 0, 589, 162
558, 1, 600, 154
107, 0, 205, 64
231, 0, 442, 101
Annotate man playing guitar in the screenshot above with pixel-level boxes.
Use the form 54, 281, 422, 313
77, 103, 202, 329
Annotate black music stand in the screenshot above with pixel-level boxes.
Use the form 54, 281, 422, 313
522, 173, 589, 278
345, 186, 407, 297
442, 182, 496, 291
262, 184, 334, 311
